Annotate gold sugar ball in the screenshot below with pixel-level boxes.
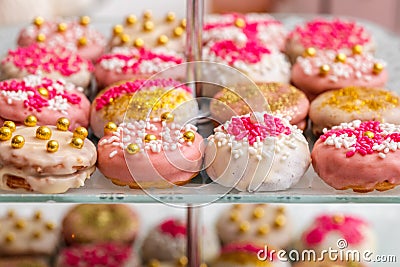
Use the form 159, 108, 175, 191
252, 207, 265, 219
32, 231, 42, 239
37, 87, 49, 97
229, 211, 239, 222
34, 211, 42, 220
258, 225, 270, 236
181, 19, 186, 28
238, 221, 250, 233
303, 47, 316, 57
47, 140, 59, 153
143, 21, 154, 32
319, 64, 330, 76
0, 127, 12, 141
373, 62, 384, 74
144, 134, 157, 143
33, 16, 44, 27
183, 131, 195, 142
36, 126, 52, 140
178, 256, 188, 266
113, 24, 124, 35
166, 12, 176, 22
57, 23, 67, 32
11, 135, 25, 149
5, 233, 15, 243
3, 121, 16, 132
7, 210, 15, 218
78, 37, 88, 46
56, 117, 70, 131
73, 126, 88, 139
148, 260, 161, 267
80, 16, 91, 26
120, 34, 130, 44
36, 33, 46, 42
104, 122, 118, 135
24, 115, 37, 127
332, 214, 345, 224
14, 219, 25, 229
234, 18, 246, 28
133, 38, 144, 48
274, 214, 286, 228
143, 10, 152, 20
158, 35, 169, 45
335, 53, 347, 63
161, 112, 174, 122
70, 137, 84, 149
46, 222, 55, 231
126, 143, 140, 154
364, 131, 375, 139
126, 14, 137, 25
352, 44, 363, 55
173, 26, 184, 37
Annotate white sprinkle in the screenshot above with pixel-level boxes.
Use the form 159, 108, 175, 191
109, 150, 118, 158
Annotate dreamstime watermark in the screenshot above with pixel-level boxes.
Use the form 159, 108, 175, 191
257, 239, 397, 263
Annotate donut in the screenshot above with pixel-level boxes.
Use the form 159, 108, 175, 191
0, 209, 58, 256
97, 116, 204, 189
312, 120, 400, 192
0, 118, 96, 193
309, 86, 400, 135
17, 16, 106, 61
212, 242, 290, 267
286, 18, 375, 63
108, 11, 186, 53
210, 82, 309, 129
0, 257, 49, 267
205, 112, 310, 192
0, 44, 93, 89
56, 243, 139, 267
216, 204, 292, 249
94, 47, 184, 89
0, 74, 90, 130
61, 204, 139, 245
90, 78, 198, 138
203, 13, 287, 51
297, 214, 375, 258
203, 40, 291, 84
141, 218, 220, 263
291, 49, 387, 100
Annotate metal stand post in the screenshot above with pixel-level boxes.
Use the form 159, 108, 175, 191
187, 205, 202, 267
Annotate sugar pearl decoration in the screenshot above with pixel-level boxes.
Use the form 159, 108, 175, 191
134, 38, 144, 48
149, 260, 161, 267
304, 47, 316, 57
230, 211, 239, 222
252, 207, 265, 219
15, 219, 25, 229
32, 231, 42, 239
126, 143, 140, 154
56, 117, 70, 131
36, 33, 46, 42
183, 131, 195, 142
104, 122, 118, 135
144, 134, 157, 142
37, 87, 49, 97
57, 23, 67, 32
143, 21, 154, 32
332, 214, 345, 224
11, 135, 25, 149
5, 233, 14, 243
78, 37, 88, 46
319, 64, 330, 76
274, 214, 286, 228
158, 35, 169, 45
143, 10, 152, 20
178, 256, 188, 266
120, 34, 130, 44
161, 112, 174, 122
47, 140, 59, 153
364, 131, 375, 139
0, 127, 12, 141
126, 15, 137, 25
234, 18, 245, 28
113, 25, 124, 35
34, 211, 42, 220
352, 44, 363, 55
80, 16, 91, 26
70, 137, 84, 149
3, 121, 16, 132
24, 115, 37, 127
166, 12, 176, 22
373, 62, 384, 74
73, 126, 88, 139
33, 16, 44, 27
36, 126, 52, 140
258, 225, 270, 236
181, 19, 186, 28
173, 26, 184, 37
335, 53, 347, 63
46, 222, 55, 231
239, 221, 250, 233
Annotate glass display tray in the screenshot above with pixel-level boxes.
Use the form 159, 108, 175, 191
0, 15, 400, 204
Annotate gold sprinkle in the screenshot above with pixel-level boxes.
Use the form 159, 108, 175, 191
178, 256, 188, 266
143, 10, 152, 20
7, 210, 15, 218
181, 19, 186, 28
161, 112, 174, 122
78, 36, 88, 46
3, 121, 16, 132
46, 222, 55, 231
24, 115, 37, 127
15, 219, 25, 229
234, 18, 245, 28
33, 16, 44, 27
11, 135, 25, 149
364, 131, 375, 139
80, 16, 91, 26
133, 38, 144, 48
199, 264, 208, 267
158, 34, 169, 45
120, 34, 130, 44
183, 131, 195, 142
352, 44, 363, 55
37, 87, 49, 97
319, 64, 330, 76
144, 134, 157, 142
143, 21, 154, 32
0, 126, 12, 141
229, 210, 239, 222
73, 126, 89, 139
148, 260, 160, 267
104, 122, 118, 135
233, 204, 243, 209
252, 206, 265, 219
277, 206, 286, 213
274, 214, 286, 228
173, 26, 184, 37
70, 137, 84, 149
373, 62, 384, 74
5, 232, 15, 243
335, 53, 347, 63
36, 33, 46, 42
34, 211, 42, 220
332, 214, 345, 224
166, 12, 176, 22
239, 221, 250, 233
125, 15, 137, 25
47, 140, 59, 153
113, 24, 124, 35
32, 231, 42, 239
126, 143, 140, 154
57, 23, 67, 32
303, 47, 316, 57
36, 126, 52, 140
56, 117, 70, 131
258, 225, 270, 236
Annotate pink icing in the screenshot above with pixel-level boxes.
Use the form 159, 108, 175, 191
304, 215, 367, 246
95, 78, 192, 111
209, 40, 271, 65
320, 121, 400, 157
289, 18, 371, 50
226, 113, 291, 145
0, 77, 81, 112
2, 44, 93, 76
159, 219, 187, 237
61, 243, 131, 267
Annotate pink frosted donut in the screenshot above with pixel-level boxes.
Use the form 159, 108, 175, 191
90, 78, 198, 138
203, 40, 290, 84
17, 16, 106, 61
97, 118, 204, 189
94, 47, 184, 89
312, 120, 400, 192
56, 243, 139, 267
210, 82, 309, 130
0, 44, 93, 88
286, 18, 375, 63
0, 74, 90, 129
204, 13, 287, 51
291, 50, 387, 100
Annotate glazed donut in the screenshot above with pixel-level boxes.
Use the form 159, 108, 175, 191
291, 49, 387, 100
312, 120, 400, 192
61, 204, 139, 245
0, 44, 93, 89
17, 16, 106, 61
0, 74, 90, 130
